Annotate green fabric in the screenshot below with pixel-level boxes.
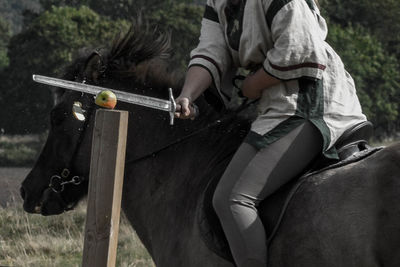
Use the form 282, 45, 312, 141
225, 0, 247, 51
245, 78, 339, 160
245, 116, 305, 150
297, 78, 338, 159
204, 5, 219, 23
304, 0, 315, 11
266, 0, 294, 29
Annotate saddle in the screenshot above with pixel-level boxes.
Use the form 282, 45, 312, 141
198, 121, 380, 261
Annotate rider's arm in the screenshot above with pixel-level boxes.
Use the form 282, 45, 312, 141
175, 66, 212, 119
176, 1, 231, 119
241, 68, 281, 99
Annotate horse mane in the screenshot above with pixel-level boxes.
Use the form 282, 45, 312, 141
63, 19, 184, 92
106, 20, 183, 90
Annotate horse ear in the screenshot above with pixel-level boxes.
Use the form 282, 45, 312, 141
83, 53, 103, 83
52, 87, 65, 106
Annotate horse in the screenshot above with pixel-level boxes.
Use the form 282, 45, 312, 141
20, 22, 400, 267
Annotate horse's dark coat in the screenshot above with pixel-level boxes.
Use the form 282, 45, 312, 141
20, 21, 400, 267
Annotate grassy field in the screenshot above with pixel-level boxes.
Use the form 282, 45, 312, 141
0, 200, 155, 267
0, 136, 155, 266
0, 135, 44, 167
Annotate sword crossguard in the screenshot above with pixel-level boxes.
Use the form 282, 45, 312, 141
168, 88, 176, 125
168, 88, 199, 125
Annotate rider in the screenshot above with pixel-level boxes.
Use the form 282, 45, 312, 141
175, 0, 367, 266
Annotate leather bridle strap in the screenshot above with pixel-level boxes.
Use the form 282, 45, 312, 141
48, 98, 95, 211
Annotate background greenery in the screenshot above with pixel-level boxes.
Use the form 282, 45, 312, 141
0, 0, 400, 163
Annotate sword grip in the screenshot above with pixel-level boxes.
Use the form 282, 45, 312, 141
189, 103, 199, 120
176, 102, 199, 120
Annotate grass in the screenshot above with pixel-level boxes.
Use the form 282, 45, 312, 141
0, 135, 44, 167
0, 199, 155, 267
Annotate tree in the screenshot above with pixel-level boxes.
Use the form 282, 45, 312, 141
0, 0, 41, 33
320, 0, 400, 62
38, 0, 204, 71
1, 6, 129, 134
146, 2, 203, 70
39, 0, 198, 20
87, 0, 204, 70
327, 23, 400, 137
40, 0, 89, 10
0, 18, 11, 70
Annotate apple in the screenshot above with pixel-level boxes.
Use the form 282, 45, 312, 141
95, 90, 117, 109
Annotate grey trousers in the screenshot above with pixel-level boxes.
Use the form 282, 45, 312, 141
212, 122, 323, 267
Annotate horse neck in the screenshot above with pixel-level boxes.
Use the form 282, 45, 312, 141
120, 100, 245, 264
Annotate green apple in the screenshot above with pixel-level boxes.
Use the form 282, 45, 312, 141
95, 90, 117, 109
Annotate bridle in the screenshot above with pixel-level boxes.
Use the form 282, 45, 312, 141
47, 49, 106, 199
46, 95, 96, 211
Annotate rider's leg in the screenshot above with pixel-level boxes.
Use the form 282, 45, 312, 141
213, 121, 323, 267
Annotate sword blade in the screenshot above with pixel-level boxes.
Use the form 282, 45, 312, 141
32, 74, 173, 112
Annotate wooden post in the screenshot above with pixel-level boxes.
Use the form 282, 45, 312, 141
82, 109, 128, 267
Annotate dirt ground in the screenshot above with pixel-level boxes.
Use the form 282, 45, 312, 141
0, 167, 30, 207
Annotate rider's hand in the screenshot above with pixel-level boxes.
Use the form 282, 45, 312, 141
175, 96, 192, 119
242, 73, 262, 99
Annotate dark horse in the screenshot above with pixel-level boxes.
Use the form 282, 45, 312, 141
20, 22, 400, 267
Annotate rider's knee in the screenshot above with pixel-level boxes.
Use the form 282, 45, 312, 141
213, 189, 258, 218
212, 189, 230, 217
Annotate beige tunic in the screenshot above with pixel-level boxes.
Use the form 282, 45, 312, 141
188, 0, 367, 158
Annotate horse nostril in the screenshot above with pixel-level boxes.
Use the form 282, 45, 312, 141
20, 186, 26, 201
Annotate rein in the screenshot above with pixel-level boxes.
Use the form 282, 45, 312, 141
126, 112, 237, 165
125, 96, 255, 164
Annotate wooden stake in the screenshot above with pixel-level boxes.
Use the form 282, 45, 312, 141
82, 109, 128, 267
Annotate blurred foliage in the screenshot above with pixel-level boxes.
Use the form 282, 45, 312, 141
87, 0, 196, 19
1, 0, 400, 138
327, 23, 400, 136
0, 18, 11, 70
40, 0, 89, 10
39, 0, 203, 70
39, 0, 201, 20
320, 0, 400, 62
0, 0, 41, 33
146, 2, 203, 70
0, 6, 129, 134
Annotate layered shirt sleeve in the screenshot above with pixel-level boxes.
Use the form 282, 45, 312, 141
264, 0, 328, 80
188, 0, 232, 93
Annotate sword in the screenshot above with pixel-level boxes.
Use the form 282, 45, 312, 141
33, 74, 197, 125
